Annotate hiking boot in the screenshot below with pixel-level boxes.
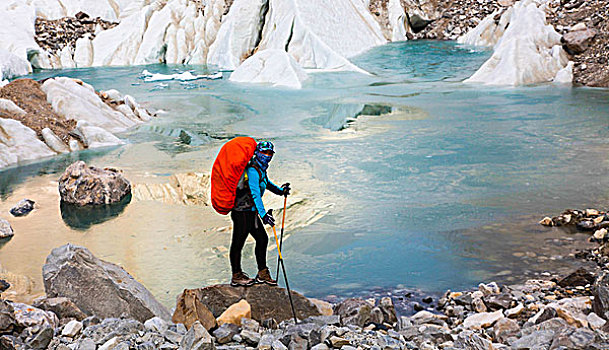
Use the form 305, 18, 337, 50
231, 271, 255, 287
255, 268, 277, 286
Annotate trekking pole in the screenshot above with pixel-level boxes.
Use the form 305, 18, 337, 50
276, 195, 288, 280
272, 225, 298, 324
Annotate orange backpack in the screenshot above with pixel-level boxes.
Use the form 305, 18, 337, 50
211, 137, 258, 215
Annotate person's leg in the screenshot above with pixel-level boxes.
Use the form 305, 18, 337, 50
250, 214, 277, 285
229, 211, 254, 286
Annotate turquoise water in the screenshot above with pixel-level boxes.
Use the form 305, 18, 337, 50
2, 41, 609, 305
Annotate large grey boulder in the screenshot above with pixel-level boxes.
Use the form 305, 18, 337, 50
43, 244, 170, 322
58, 161, 131, 206
333, 298, 372, 327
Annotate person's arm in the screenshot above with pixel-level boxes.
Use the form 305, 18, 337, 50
267, 178, 284, 196
247, 167, 267, 218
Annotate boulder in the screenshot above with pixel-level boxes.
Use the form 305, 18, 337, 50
9, 199, 35, 217
0, 300, 15, 333
379, 297, 397, 324
10, 302, 58, 331
0, 219, 13, 239
493, 317, 520, 343
229, 50, 309, 89
562, 28, 597, 54
309, 298, 333, 316
42, 244, 171, 322
172, 288, 217, 330
25, 326, 54, 350
217, 299, 251, 326
212, 323, 240, 344
463, 310, 504, 330
410, 310, 448, 326
58, 161, 131, 206
185, 284, 320, 323
180, 321, 215, 350
454, 330, 492, 350
33, 297, 87, 321
333, 298, 372, 327
61, 319, 83, 337
557, 268, 594, 288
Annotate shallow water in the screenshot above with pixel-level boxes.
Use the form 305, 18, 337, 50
2, 41, 609, 307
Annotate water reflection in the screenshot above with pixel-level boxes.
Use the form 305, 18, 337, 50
60, 194, 132, 230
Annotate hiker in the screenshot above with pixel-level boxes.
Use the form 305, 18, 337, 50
230, 141, 291, 287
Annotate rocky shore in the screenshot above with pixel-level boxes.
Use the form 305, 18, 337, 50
2, 207, 609, 350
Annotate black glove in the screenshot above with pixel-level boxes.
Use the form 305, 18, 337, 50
281, 182, 291, 196
262, 209, 275, 226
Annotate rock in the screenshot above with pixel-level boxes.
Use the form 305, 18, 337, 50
11, 302, 58, 331
558, 268, 595, 288
0, 300, 16, 333
329, 336, 350, 347
463, 310, 504, 330
310, 344, 329, 350
562, 28, 597, 54
58, 161, 131, 205
41, 128, 70, 154
43, 243, 171, 322
173, 288, 217, 331
410, 310, 447, 326
180, 321, 214, 350
479, 282, 500, 296
551, 297, 591, 328
539, 217, 553, 226
241, 329, 261, 346
370, 307, 383, 324
586, 312, 606, 330
273, 339, 288, 350
379, 297, 397, 324
483, 293, 512, 310
0, 280, 9, 293
99, 336, 120, 350
77, 338, 96, 350
510, 330, 554, 349
33, 297, 87, 321
26, 326, 54, 350
0, 219, 13, 239
195, 284, 320, 323
229, 50, 309, 89
213, 323, 240, 344
145, 316, 168, 333
241, 318, 260, 332
61, 319, 83, 337
333, 298, 372, 327
505, 303, 524, 318
472, 298, 487, 313
309, 299, 333, 316
0, 117, 56, 169
258, 333, 274, 350
493, 317, 520, 343
454, 330, 492, 350
9, 199, 35, 217
594, 228, 608, 241
217, 299, 251, 326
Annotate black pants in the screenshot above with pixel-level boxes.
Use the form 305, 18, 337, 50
230, 210, 268, 274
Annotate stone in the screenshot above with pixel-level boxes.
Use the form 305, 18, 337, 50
0, 300, 15, 333
410, 310, 447, 326
43, 243, 171, 322
213, 323, 240, 344
483, 293, 512, 310
310, 344, 328, 350
181, 321, 214, 350
41, 128, 70, 153
11, 302, 58, 331
370, 307, 383, 324
493, 317, 520, 343
586, 312, 606, 330
379, 297, 397, 324
594, 228, 608, 241
258, 333, 274, 350
9, 199, 35, 217
479, 282, 500, 296
173, 288, 217, 331
272, 339, 288, 350
472, 298, 487, 313
61, 319, 83, 337
463, 310, 504, 330
510, 330, 554, 350
33, 297, 87, 321
241, 318, 260, 333
454, 330, 492, 350
145, 316, 168, 333
26, 326, 54, 350
241, 329, 261, 346
539, 217, 553, 226
99, 336, 120, 350
558, 268, 595, 288
333, 298, 372, 327
562, 28, 597, 54
58, 161, 131, 206
217, 300, 251, 326
77, 338, 96, 350
0, 219, 13, 239
329, 336, 350, 347
505, 303, 524, 318
193, 284, 320, 323
303, 315, 340, 327
309, 299, 333, 316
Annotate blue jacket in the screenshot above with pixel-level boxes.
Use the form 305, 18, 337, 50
246, 165, 283, 218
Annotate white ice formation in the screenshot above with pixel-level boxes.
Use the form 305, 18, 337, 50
229, 49, 309, 89
141, 70, 222, 82
459, 0, 572, 85
0, 77, 152, 169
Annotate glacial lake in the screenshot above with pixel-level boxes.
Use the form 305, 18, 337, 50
2, 41, 609, 307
